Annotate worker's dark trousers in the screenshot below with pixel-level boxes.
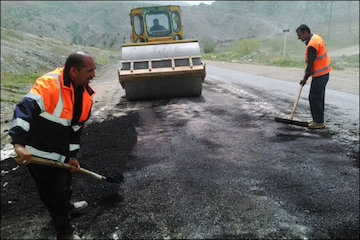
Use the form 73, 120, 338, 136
309, 73, 329, 123
27, 164, 74, 237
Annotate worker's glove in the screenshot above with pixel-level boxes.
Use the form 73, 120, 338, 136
68, 158, 81, 173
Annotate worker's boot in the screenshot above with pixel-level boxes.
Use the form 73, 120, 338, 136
70, 201, 88, 216
57, 233, 81, 240
308, 121, 325, 129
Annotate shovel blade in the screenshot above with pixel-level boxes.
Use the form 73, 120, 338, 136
105, 174, 124, 184
274, 117, 308, 127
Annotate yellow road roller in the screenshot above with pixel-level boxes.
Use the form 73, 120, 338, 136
118, 5, 206, 100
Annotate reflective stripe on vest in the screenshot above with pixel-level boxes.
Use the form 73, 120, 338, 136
72, 125, 82, 132
44, 73, 64, 118
10, 91, 46, 132
315, 52, 327, 60
312, 64, 332, 75
69, 144, 80, 151
11, 118, 30, 132
25, 145, 66, 162
25, 92, 45, 112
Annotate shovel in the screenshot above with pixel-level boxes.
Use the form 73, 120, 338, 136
274, 84, 308, 127
22, 156, 124, 183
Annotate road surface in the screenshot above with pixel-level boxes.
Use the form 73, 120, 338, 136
1, 62, 358, 239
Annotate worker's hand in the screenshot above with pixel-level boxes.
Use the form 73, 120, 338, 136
68, 158, 80, 173
14, 144, 32, 165
300, 78, 307, 86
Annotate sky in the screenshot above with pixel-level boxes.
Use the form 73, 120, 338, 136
180, 1, 214, 5
144, 1, 215, 6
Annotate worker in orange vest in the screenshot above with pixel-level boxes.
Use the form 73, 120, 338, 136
296, 24, 332, 129
10, 51, 96, 240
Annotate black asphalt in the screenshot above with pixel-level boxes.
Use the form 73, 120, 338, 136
1, 64, 358, 239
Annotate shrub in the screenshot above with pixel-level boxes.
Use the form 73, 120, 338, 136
202, 38, 217, 54
230, 38, 261, 57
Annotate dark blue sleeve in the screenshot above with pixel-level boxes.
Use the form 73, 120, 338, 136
9, 96, 41, 145
305, 46, 317, 79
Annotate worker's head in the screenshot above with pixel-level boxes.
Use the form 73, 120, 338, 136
153, 18, 159, 26
65, 51, 96, 87
296, 24, 311, 42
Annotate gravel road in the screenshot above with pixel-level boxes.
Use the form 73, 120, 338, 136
1, 61, 358, 239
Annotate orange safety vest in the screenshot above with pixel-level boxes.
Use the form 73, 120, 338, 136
22, 67, 95, 162
306, 34, 332, 77
29, 67, 95, 124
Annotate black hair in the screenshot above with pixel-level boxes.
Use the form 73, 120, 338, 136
64, 51, 90, 73
296, 24, 311, 34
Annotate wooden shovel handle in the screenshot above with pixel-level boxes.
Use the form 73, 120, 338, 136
29, 156, 105, 180
290, 84, 303, 120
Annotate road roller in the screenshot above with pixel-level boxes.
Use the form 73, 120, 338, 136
118, 5, 206, 100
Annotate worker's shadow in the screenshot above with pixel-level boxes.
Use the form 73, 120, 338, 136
74, 112, 139, 203
71, 114, 138, 236
79, 112, 139, 176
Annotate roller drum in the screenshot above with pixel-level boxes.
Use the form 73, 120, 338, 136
119, 41, 206, 100
122, 42, 201, 60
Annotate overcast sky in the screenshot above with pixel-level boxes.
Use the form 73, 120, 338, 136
180, 1, 214, 5
141, 1, 214, 6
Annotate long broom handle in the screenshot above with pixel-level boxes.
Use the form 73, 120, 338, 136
29, 156, 105, 180
290, 84, 303, 120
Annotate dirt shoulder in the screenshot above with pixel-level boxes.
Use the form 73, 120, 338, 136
204, 60, 359, 95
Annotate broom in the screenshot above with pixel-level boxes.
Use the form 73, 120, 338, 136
274, 84, 308, 127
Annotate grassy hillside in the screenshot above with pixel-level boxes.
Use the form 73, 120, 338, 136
1, 27, 121, 104
202, 35, 359, 69
1, 1, 359, 49
1, 1, 135, 49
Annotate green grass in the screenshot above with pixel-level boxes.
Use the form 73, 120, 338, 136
0, 95, 25, 104
202, 36, 359, 69
1, 73, 39, 88
267, 57, 304, 68
230, 38, 261, 56
331, 54, 359, 69
1, 27, 122, 104
1, 73, 39, 103
0, 28, 26, 42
